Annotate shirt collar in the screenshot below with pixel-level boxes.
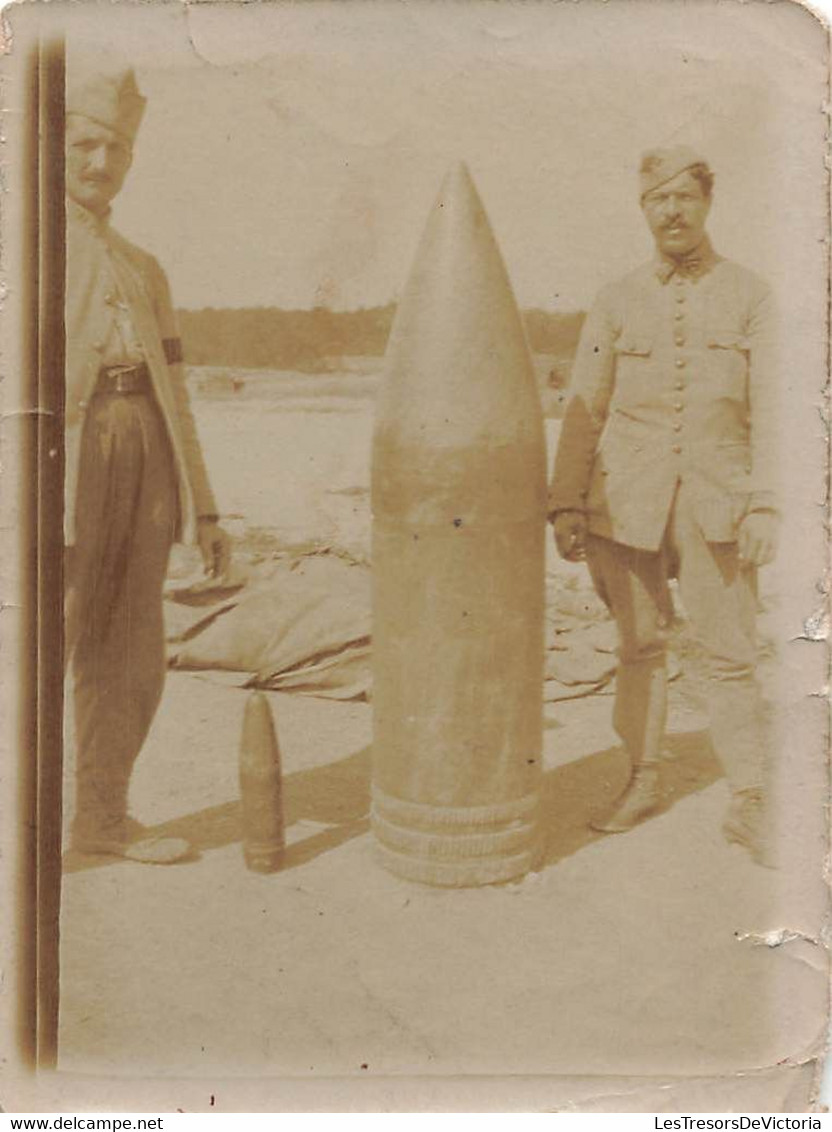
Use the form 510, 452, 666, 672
654, 236, 719, 283
66, 197, 111, 236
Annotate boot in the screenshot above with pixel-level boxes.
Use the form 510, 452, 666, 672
594, 653, 667, 834
590, 763, 662, 834
723, 788, 778, 869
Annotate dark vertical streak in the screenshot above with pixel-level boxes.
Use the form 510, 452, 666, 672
18, 40, 41, 1071
36, 36, 66, 1070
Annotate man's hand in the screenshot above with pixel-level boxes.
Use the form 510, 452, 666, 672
197, 518, 231, 580
552, 510, 588, 562
737, 511, 779, 568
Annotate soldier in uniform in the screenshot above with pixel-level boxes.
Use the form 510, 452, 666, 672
64, 64, 230, 864
549, 146, 778, 866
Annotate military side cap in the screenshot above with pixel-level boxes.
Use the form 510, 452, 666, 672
66, 63, 146, 145
639, 146, 710, 197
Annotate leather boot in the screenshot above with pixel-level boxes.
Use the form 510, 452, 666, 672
590, 763, 662, 833
723, 788, 778, 869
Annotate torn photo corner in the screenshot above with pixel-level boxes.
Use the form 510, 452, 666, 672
0, 0, 829, 1115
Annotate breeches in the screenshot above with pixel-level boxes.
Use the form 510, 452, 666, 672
66, 391, 177, 834
586, 484, 765, 791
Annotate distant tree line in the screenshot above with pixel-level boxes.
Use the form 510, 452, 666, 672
177, 304, 585, 373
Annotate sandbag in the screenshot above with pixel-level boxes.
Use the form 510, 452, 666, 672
169, 555, 372, 699
167, 550, 686, 706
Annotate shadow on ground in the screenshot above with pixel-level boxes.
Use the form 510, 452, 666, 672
62, 747, 372, 875
63, 730, 720, 876
537, 728, 719, 867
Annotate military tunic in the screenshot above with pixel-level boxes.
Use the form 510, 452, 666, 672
549, 240, 778, 792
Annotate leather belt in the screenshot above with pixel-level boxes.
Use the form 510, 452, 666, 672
96, 363, 152, 396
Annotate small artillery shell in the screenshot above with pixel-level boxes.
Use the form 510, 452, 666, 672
239, 691, 285, 873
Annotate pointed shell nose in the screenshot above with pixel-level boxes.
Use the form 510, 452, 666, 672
372, 161, 546, 526
435, 160, 476, 207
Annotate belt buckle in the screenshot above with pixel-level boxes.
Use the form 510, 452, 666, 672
113, 366, 140, 394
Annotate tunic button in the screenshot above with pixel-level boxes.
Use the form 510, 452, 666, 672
78, 399, 88, 410
674, 311, 684, 321
673, 421, 682, 432
92, 339, 104, 351
675, 358, 685, 368
675, 294, 685, 304
675, 379, 685, 390
675, 335, 685, 346
674, 401, 684, 411
672, 444, 682, 454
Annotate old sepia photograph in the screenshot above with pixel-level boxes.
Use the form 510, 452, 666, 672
0, 0, 829, 1114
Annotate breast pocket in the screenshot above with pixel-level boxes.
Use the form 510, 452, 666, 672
614, 334, 653, 358
706, 331, 750, 400
613, 331, 654, 403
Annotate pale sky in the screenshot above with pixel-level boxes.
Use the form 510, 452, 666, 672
63, 0, 825, 312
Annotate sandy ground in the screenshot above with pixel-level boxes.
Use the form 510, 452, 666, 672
57, 383, 825, 1093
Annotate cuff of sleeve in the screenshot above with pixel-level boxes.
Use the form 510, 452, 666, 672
747, 491, 779, 517
547, 505, 586, 524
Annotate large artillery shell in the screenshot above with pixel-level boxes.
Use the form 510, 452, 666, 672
239, 690, 285, 873
370, 162, 547, 887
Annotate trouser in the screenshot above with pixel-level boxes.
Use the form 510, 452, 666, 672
586, 484, 766, 793
66, 389, 178, 838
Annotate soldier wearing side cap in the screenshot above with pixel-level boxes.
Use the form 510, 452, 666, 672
64, 64, 230, 864
548, 147, 779, 866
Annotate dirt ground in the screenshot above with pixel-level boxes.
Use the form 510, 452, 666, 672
56, 383, 825, 1095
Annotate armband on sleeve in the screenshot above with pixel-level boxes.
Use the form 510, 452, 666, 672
163, 337, 183, 365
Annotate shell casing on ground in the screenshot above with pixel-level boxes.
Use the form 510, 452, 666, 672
239, 691, 286, 874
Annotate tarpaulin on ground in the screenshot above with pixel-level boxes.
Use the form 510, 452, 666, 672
168, 554, 372, 700
166, 551, 630, 702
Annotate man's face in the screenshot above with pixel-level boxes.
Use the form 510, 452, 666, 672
66, 114, 133, 215
641, 169, 711, 259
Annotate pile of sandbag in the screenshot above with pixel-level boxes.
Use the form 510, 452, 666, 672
166, 550, 636, 703
168, 554, 372, 700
